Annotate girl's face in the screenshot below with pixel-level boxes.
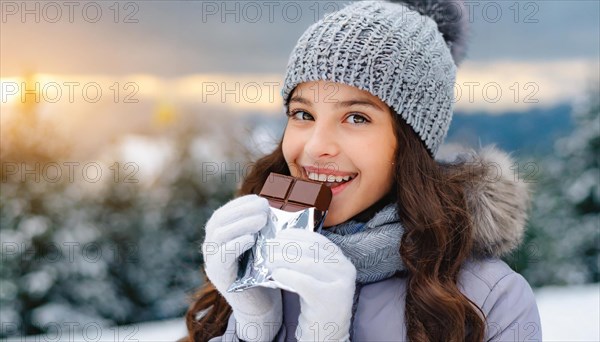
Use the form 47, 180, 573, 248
282, 80, 397, 227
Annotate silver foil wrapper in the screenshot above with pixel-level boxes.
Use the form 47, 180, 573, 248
227, 207, 327, 292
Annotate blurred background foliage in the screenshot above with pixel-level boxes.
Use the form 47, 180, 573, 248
0, 82, 261, 336
504, 81, 599, 285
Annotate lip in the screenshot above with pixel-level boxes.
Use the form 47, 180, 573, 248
329, 175, 355, 196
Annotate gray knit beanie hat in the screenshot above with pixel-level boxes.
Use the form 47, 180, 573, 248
281, 0, 469, 157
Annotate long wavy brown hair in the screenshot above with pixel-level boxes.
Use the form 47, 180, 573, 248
181, 111, 488, 341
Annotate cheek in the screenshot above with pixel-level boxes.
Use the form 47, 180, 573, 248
282, 132, 301, 177
361, 139, 395, 184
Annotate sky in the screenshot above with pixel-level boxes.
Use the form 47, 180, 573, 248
1, 0, 599, 120
1, 0, 599, 76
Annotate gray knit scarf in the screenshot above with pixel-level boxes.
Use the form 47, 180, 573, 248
320, 202, 406, 283
319, 203, 406, 340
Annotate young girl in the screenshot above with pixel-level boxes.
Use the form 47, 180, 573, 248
183, 1, 541, 341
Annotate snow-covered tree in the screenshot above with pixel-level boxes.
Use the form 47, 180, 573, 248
1, 100, 247, 337
507, 79, 599, 286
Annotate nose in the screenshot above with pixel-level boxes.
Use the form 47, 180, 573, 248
304, 121, 340, 160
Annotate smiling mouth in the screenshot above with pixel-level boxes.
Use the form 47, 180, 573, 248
303, 168, 358, 188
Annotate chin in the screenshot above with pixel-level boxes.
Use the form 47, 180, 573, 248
322, 212, 344, 228
322, 216, 335, 228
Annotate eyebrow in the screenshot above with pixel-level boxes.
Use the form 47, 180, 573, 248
289, 96, 385, 112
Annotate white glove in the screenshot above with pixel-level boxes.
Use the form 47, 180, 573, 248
266, 228, 356, 342
202, 195, 282, 342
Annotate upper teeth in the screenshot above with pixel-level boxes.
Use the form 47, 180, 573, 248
307, 172, 352, 183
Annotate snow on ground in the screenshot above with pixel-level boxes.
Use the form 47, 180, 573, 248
4, 284, 599, 341
2, 318, 187, 342
535, 284, 599, 341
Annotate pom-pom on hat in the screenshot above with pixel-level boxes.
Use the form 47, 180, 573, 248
281, 0, 469, 157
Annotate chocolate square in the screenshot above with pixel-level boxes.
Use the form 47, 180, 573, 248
258, 173, 332, 213
260, 174, 293, 199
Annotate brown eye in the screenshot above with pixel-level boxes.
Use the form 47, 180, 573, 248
287, 110, 314, 121
345, 114, 369, 124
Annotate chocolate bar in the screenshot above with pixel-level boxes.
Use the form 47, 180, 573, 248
259, 173, 332, 213
228, 173, 333, 292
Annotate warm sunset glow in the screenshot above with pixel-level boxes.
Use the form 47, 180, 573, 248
0, 58, 595, 135
455, 59, 597, 113
1, 77, 25, 107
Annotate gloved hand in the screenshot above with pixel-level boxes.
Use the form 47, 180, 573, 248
267, 228, 357, 342
202, 195, 282, 342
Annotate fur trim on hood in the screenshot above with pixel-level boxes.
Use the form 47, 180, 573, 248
436, 145, 533, 258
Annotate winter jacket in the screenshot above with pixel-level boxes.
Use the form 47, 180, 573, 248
207, 146, 542, 341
